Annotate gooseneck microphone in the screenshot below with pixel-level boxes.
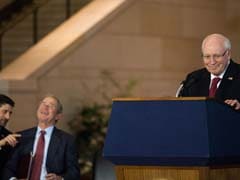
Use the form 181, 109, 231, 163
176, 77, 198, 97
175, 81, 184, 97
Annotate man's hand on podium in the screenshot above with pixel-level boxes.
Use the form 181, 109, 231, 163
225, 99, 240, 110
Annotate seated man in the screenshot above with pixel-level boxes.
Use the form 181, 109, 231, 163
3, 94, 80, 180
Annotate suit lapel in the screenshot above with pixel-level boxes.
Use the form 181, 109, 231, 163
21, 128, 37, 154
216, 60, 238, 98
197, 70, 210, 96
46, 127, 61, 166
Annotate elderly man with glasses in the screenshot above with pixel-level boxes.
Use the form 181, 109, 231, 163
178, 33, 240, 110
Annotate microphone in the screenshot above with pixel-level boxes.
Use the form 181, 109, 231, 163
176, 77, 198, 97
27, 152, 34, 180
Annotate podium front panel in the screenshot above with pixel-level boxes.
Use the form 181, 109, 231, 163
104, 99, 210, 166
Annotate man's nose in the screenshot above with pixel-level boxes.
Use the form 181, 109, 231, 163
4, 112, 10, 120
43, 104, 50, 109
209, 56, 217, 64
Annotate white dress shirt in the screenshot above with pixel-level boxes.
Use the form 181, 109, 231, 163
33, 126, 54, 180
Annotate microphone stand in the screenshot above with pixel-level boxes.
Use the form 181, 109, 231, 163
26, 152, 34, 180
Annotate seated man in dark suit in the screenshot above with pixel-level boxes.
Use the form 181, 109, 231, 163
178, 33, 240, 110
3, 94, 80, 180
0, 94, 20, 176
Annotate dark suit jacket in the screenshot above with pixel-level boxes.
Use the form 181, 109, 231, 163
0, 126, 12, 176
2, 126, 80, 180
180, 60, 240, 102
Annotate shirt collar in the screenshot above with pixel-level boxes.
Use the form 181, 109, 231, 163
36, 125, 54, 136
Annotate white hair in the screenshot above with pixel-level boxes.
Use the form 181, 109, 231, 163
201, 33, 231, 52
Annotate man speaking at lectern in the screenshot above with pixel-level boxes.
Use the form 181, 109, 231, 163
178, 33, 240, 110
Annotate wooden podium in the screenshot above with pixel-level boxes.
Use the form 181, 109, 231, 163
103, 97, 240, 180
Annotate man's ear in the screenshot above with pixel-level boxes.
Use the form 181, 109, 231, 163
55, 113, 63, 122
227, 50, 231, 59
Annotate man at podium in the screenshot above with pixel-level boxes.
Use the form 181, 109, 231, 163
178, 33, 240, 110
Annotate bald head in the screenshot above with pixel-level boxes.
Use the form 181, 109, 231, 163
202, 33, 231, 53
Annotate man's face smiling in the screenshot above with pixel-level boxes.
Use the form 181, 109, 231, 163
202, 36, 230, 76
0, 104, 13, 127
37, 97, 59, 127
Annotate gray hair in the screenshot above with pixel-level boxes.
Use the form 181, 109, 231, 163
201, 33, 231, 52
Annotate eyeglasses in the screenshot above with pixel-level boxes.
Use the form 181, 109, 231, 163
202, 50, 227, 61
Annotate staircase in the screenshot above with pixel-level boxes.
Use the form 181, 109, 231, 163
0, 0, 92, 69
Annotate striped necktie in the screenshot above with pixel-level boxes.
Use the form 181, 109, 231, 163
30, 130, 46, 180
209, 77, 221, 97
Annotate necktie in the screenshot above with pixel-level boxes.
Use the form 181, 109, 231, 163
209, 77, 221, 97
30, 130, 46, 180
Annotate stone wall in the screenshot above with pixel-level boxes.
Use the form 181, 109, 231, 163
1, 0, 240, 132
